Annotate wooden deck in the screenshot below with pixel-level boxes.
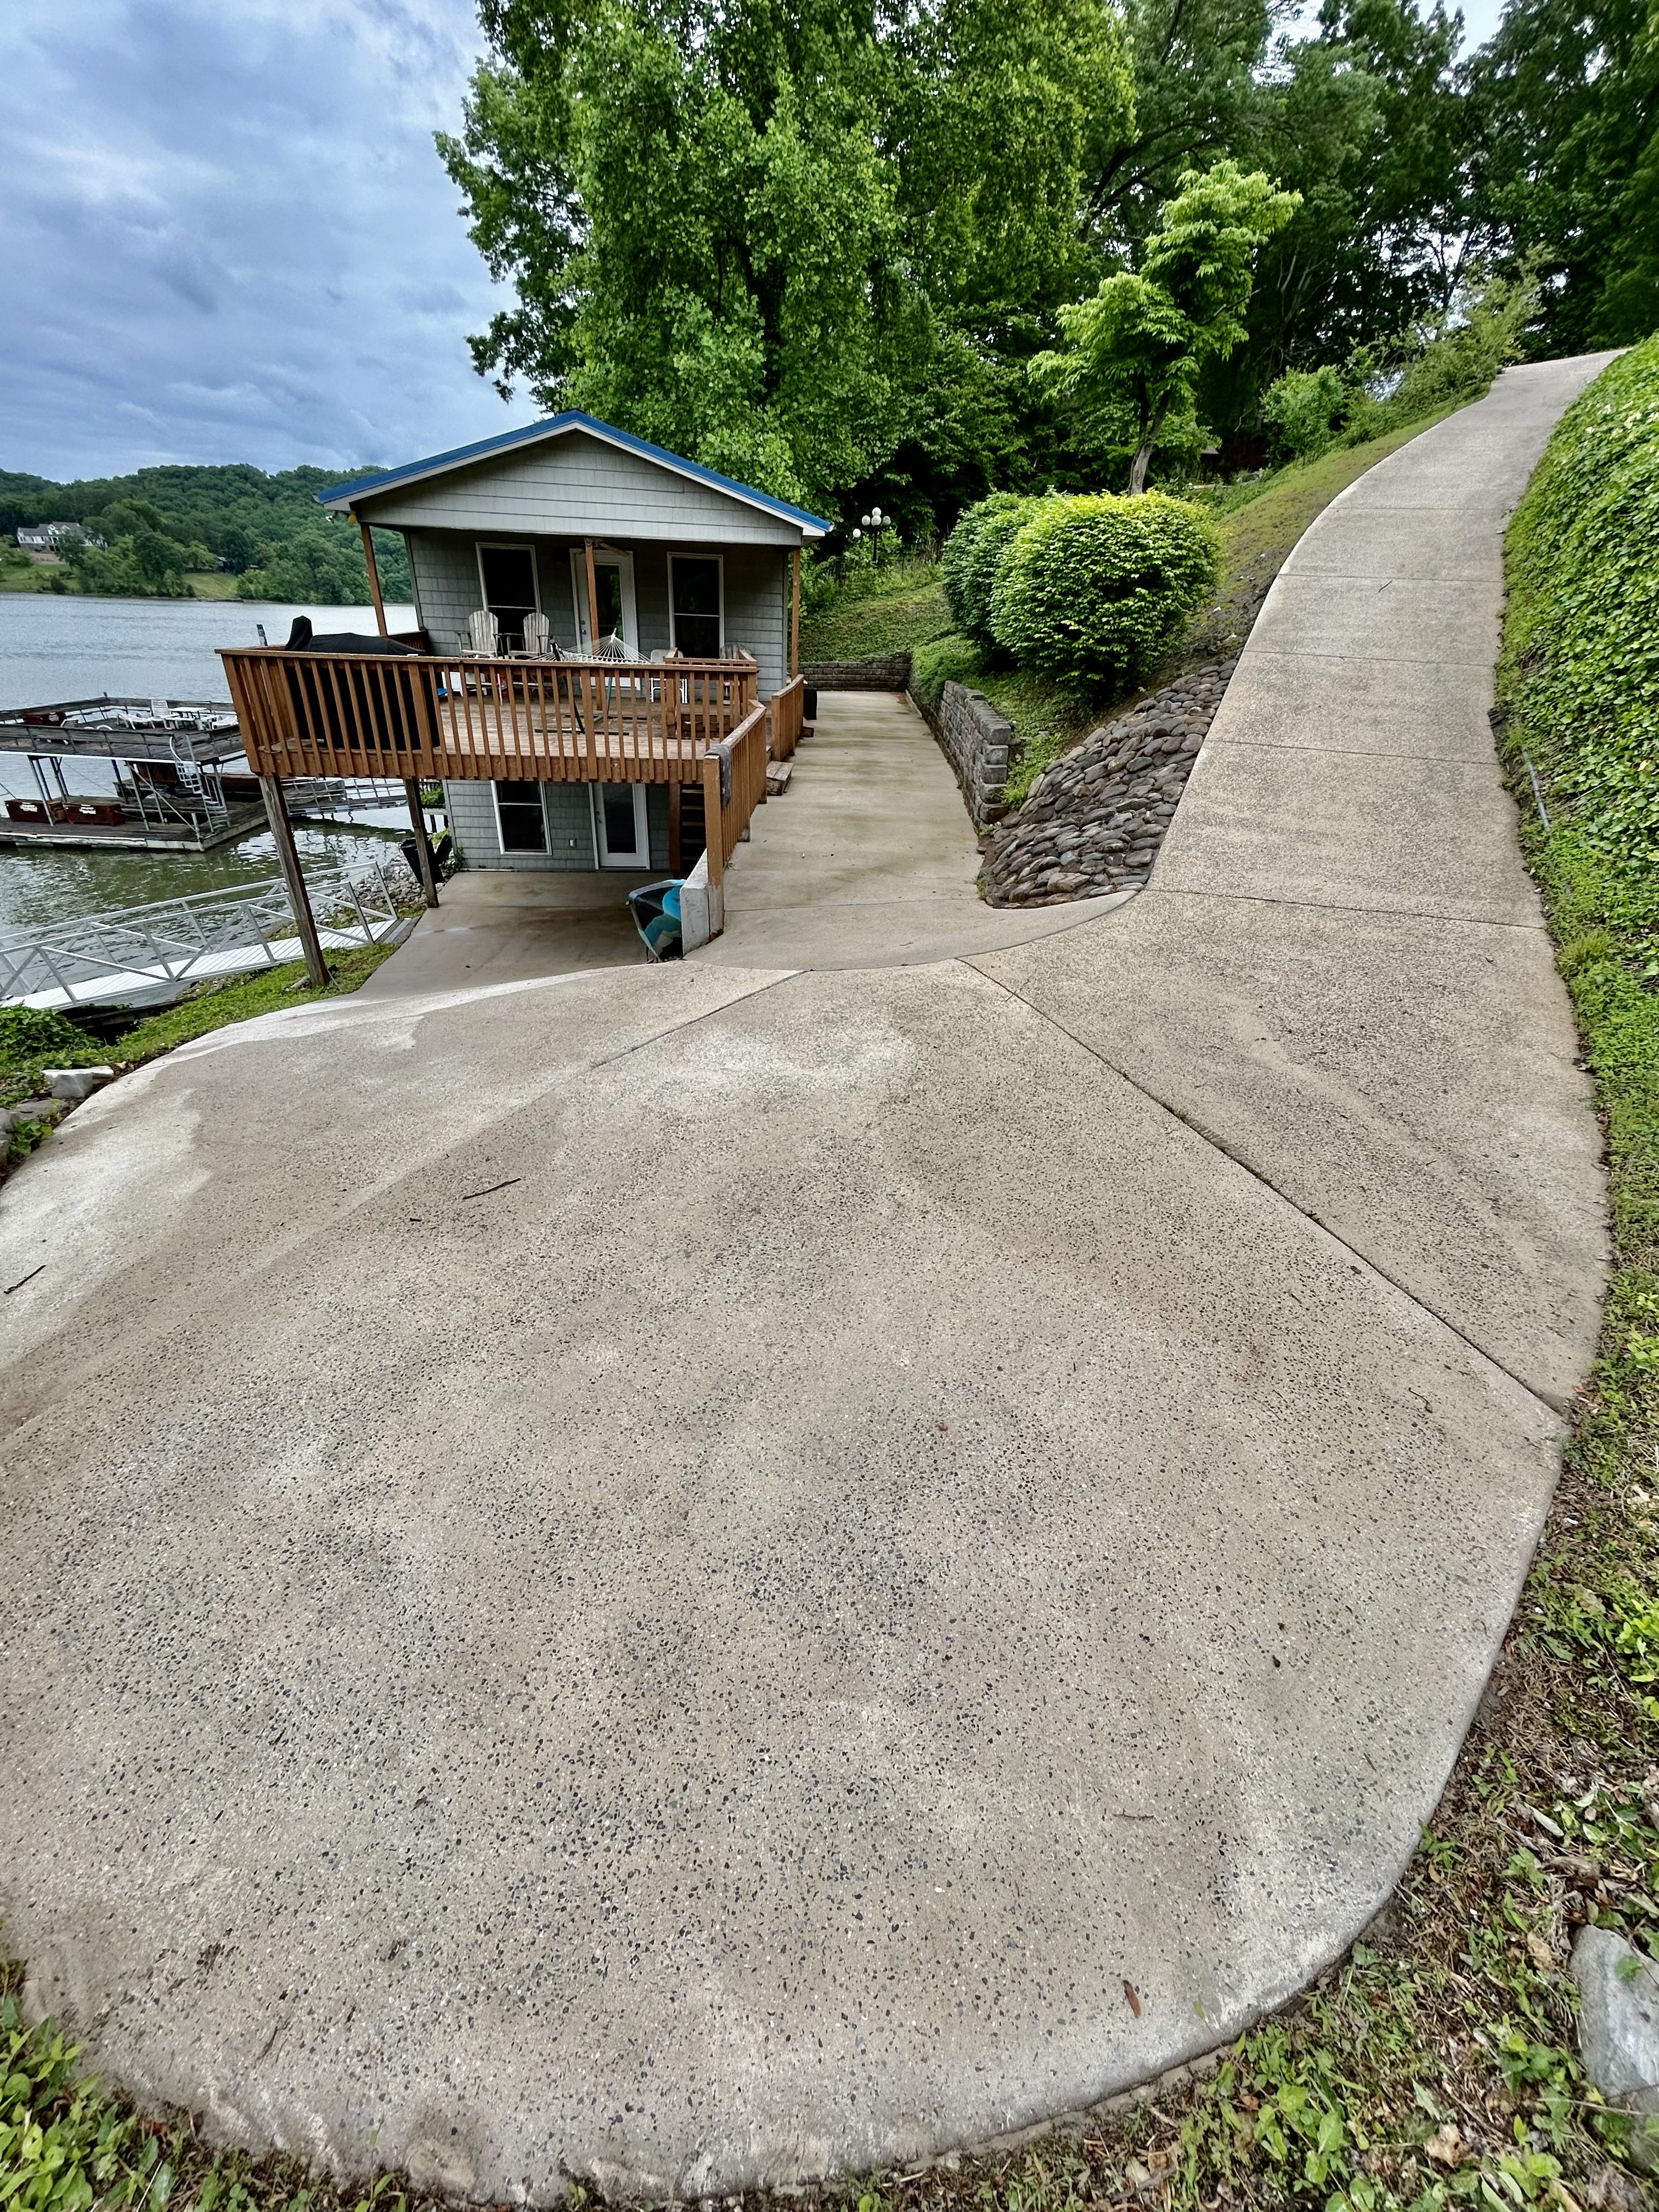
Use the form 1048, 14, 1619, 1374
219, 647, 765, 786
218, 640, 808, 901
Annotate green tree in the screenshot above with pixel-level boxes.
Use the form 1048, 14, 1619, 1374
1081, 0, 1275, 249
1035, 160, 1300, 490
1468, 0, 1659, 348
438, 0, 1134, 516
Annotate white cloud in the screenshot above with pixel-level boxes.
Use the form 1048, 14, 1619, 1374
0, 0, 539, 479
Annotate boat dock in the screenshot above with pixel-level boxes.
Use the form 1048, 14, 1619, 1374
0, 694, 266, 852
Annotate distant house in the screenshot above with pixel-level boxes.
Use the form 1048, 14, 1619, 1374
16, 522, 104, 554
313, 413, 828, 873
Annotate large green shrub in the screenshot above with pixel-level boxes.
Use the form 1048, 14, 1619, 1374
940, 500, 992, 631
911, 631, 985, 704
989, 492, 1220, 687
941, 493, 1038, 644
1261, 364, 1351, 464
1500, 333, 1659, 874
960, 497, 1042, 645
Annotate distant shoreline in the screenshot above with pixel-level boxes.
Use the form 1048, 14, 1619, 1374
0, 591, 414, 614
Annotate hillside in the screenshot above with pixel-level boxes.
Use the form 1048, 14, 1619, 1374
0, 462, 409, 604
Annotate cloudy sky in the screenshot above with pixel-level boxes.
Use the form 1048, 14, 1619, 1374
3, 0, 539, 485
5, 0, 1508, 490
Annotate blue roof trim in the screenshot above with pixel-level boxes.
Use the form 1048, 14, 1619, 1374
317, 410, 833, 535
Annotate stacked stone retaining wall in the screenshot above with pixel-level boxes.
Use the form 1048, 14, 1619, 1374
913, 681, 1013, 830
799, 653, 913, 691
979, 659, 1237, 904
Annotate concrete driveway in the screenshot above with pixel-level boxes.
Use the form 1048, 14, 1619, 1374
701, 691, 1128, 969
0, 357, 1610, 2200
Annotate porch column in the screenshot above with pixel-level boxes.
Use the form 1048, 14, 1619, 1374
258, 774, 330, 989
403, 777, 440, 909
583, 537, 602, 651
358, 516, 389, 637
791, 545, 800, 678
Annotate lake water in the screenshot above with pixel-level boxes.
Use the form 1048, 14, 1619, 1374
0, 593, 415, 713
0, 594, 419, 938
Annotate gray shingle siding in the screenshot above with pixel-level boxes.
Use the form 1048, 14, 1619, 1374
446, 778, 671, 874
363, 429, 803, 546
407, 529, 790, 696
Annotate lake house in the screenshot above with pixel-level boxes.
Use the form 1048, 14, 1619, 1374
218, 413, 828, 887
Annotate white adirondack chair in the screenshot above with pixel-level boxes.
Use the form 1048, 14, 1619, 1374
520, 612, 554, 659
464, 609, 500, 658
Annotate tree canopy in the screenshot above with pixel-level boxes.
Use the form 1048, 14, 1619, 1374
1032, 162, 1300, 490
438, 0, 1136, 512
450, 0, 1654, 529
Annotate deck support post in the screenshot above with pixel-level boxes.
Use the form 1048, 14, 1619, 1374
701, 751, 724, 894
258, 774, 330, 989
403, 777, 439, 909
584, 538, 602, 652
358, 517, 389, 637
791, 545, 800, 678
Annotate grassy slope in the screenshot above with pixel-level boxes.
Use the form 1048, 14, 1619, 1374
800, 406, 1464, 805
0, 557, 72, 592
7, 366, 1659, 2212
0, 563, 238, 599
799, 570, 951, 663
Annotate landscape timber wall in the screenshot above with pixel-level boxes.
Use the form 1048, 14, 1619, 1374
916, 680, 1012, 830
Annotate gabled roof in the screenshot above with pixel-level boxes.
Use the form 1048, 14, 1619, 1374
317, 411, 832, 538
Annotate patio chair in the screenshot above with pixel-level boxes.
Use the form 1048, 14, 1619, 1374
463, 609, 501, 658
520, 612, 556, 659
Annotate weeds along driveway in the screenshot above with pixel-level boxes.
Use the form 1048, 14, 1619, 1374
0, 358, 1613, 2201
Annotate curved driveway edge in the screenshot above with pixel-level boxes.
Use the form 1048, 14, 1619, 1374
0, 360, 1612, 2202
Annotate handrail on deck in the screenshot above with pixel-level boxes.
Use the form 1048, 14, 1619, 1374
701, 701, 771, 892
767, 674, 805, 761
218, 645, 761, 786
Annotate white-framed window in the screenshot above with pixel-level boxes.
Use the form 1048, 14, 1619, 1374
669, 553, 724, 658
476, 543, 540, 651
493, 778, 548, 854
569, 547, 639, 653
591, 781, 650, 868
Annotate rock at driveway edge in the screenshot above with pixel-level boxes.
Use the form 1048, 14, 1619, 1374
1571, 1926, 1659, 2170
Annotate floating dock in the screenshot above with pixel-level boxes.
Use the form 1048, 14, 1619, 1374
0, 694, 262, 853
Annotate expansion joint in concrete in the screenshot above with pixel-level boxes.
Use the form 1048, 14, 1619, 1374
964, 957, 1562, 1418
586, 969, 800, 1070
1139, 884, 1550, 936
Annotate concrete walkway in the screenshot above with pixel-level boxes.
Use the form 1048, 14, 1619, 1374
372, 693, 1126, 992
358, 871, 650, 1000
0, 358, 1611, 2202
701, 691, 1127, 968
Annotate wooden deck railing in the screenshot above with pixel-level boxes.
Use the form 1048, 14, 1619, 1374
219, 647, 761, 784
700, 702, 771, 891
766, 675, 805, 761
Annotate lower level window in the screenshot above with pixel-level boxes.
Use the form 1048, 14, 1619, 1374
494, 779, 546, 853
